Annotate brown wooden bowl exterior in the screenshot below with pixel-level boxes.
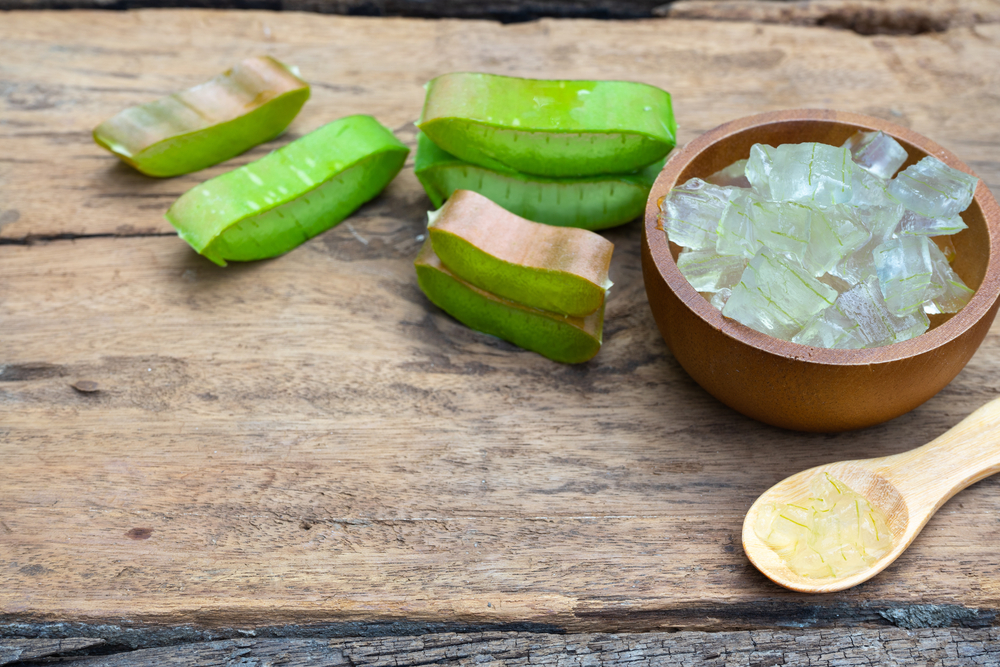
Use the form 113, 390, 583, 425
641, 109, 1000, 432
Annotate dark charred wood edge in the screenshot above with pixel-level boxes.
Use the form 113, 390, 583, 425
2, 0, 996, 35
657, 0, 1000, 35
1, 602, 996, 653
3, 627, 1000, 666
0, 638, 105, 666
0, 0, 665, 22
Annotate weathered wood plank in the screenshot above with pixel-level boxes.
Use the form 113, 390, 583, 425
5, 630, 1000, 666
3, 12, 1000, 244
660, 0, 1000, 34
3, 233, 1000, 631
0, 637, 104, 665
0, 0, 665, 18
3, 9, 1000, 635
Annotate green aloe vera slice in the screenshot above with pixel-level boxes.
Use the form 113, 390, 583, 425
165, 115, 409, 266
427, 189, 613, 317
417, 72, 676, 177
414, 132, 664, 230
415, 239, 604, 364
94, 56, 310, 177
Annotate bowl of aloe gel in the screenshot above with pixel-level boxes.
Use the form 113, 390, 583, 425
641, 109, 1000, 432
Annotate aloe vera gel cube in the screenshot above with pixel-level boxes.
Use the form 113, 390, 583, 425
723, 249, 838, 340
418, 72, 676, 177
888, 157, 978, 218
166, 115, 409, 266
746, 198, 812, 261
676, 250, 747, 293
660, 178, 740, 251
768, 143, 855, 206
801, 205, 870, 277
843, 130, 908, 180
661, 140, 978, 348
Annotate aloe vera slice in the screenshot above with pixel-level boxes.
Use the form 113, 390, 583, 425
415, 239, 604, 364
414, 132, 664, 230
94, 56, 310, 177
427, 189, 613, 317
165, 115, 408, 266
418, 72, 676, 177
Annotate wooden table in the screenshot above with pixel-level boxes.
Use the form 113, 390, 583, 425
3, 7, 1000, 665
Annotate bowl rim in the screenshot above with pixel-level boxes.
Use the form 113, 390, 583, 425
643, 108, 1000, 367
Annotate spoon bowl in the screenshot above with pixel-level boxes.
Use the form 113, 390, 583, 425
743, 397, 1000, 593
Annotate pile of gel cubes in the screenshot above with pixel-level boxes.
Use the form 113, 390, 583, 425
659, 131, 979, 349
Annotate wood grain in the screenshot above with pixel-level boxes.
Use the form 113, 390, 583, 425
661, 0, 1000, 34
0, 637, 104, 665
5, 629, 1000, 666
4, 10, 1000, 637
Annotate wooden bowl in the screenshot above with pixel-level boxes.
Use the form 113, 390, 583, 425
641, 109, 1000, 432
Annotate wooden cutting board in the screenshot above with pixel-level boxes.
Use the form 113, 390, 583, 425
3, 9, 1000, 634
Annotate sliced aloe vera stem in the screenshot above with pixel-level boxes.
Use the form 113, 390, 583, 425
415, 239, 604, 364
427, 190, 613, 317
94, 56, 310, 177
165, 115, 409, 266
415, 132, 664, 230
418, 72, 676, 178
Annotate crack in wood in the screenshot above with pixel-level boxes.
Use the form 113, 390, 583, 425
4, 629, 1000, 666
658, 0, 1000, 35
0, 232, 177, 245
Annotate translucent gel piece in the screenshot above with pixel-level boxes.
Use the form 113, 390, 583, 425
836, 277, 928, 346
843, 130, 908, 180
660, 178, 739, 250
710, 287, 733, 310
745, 144, 777, 199
888, 156, 978, 219
753, 473, 894, 579
677, 249, 748, 292
850, 168, 897, 209
747, 198, 813, 263
723, 248, 838, 340
801, 204, 870, 277
924, 241, 974, 314
830, 233, 881, 286
855, 200, 905, 242
715, 191, 758, 258
874, 236, 944, 316
895, 209, 968, 237
706, 159, 751, 188
793, 305, 868, 349
769, 143, 855, 206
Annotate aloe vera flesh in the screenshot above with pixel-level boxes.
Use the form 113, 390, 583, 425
94, 56, 310, 177
427, 190, 613, 317
415, 240, 604, 364
418, 72, 676, 177
166, 115, 409, 266
415, 132, 663, 230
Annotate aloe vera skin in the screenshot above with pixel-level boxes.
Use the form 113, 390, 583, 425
93, 56, 310, 177
415, 240, 604, 364
427, 190, 613, 317
417, 72, 676, 178
414, 132, 665, 230
165, 115, 409, 267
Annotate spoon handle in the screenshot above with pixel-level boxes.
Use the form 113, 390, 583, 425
881, 396, 1000, 515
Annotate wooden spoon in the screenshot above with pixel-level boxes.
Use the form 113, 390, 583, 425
742, 397, 1000, 593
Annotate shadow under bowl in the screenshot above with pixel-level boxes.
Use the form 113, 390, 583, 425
641, 109, 1000, 432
